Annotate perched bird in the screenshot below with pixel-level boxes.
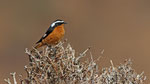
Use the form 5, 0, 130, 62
35, 19, 67, 49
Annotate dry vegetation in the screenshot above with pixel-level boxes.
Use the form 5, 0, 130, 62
4, 42, 146, 84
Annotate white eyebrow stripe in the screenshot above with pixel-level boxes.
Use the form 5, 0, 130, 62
51, 21, 64, 27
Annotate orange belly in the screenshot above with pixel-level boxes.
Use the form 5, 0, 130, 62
42, 25, 65, 45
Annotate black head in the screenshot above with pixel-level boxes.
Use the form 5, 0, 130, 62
50, 19, 67, 28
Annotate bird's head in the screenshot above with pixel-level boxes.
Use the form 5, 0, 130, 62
50, 19, 67, 28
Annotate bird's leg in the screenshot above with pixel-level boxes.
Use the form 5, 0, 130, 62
53, 47, 57, 56
51, 45, 57, 57
46, 44, 57, 58
47, 44, 52, 48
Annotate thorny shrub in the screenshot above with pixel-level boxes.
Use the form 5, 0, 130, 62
4, 42, 146, 84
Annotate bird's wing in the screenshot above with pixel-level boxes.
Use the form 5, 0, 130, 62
36, 27, 54, 44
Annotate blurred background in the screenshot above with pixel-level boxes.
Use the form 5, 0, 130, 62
0, 0, 150, 83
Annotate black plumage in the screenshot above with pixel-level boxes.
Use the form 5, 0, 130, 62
36, 19, 66, 44
36, 26, 54, 44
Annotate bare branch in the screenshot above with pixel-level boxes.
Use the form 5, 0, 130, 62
4, 78, 11, 84
10, 72, 17, 84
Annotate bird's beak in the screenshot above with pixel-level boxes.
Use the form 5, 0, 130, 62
64, 22, 67, 24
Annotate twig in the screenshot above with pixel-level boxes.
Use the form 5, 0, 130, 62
4, 78, 11, 84
10, 72, 17, 84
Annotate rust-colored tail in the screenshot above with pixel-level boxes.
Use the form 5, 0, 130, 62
31, 42, 43, 53
35, 42, 43, 49
31, 42, 44, 53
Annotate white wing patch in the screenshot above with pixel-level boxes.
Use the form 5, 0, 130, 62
51, 21, 64, 27
43, 34, 47, 38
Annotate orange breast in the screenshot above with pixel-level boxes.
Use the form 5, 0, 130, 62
42, 24, 65, 45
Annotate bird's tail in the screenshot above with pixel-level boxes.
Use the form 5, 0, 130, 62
35, 42, 43, 49
31, 42, 43, 53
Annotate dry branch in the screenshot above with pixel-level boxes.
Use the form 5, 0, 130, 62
5, 42, 146, 84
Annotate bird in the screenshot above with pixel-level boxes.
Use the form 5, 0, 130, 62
34, 19, 67, 49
